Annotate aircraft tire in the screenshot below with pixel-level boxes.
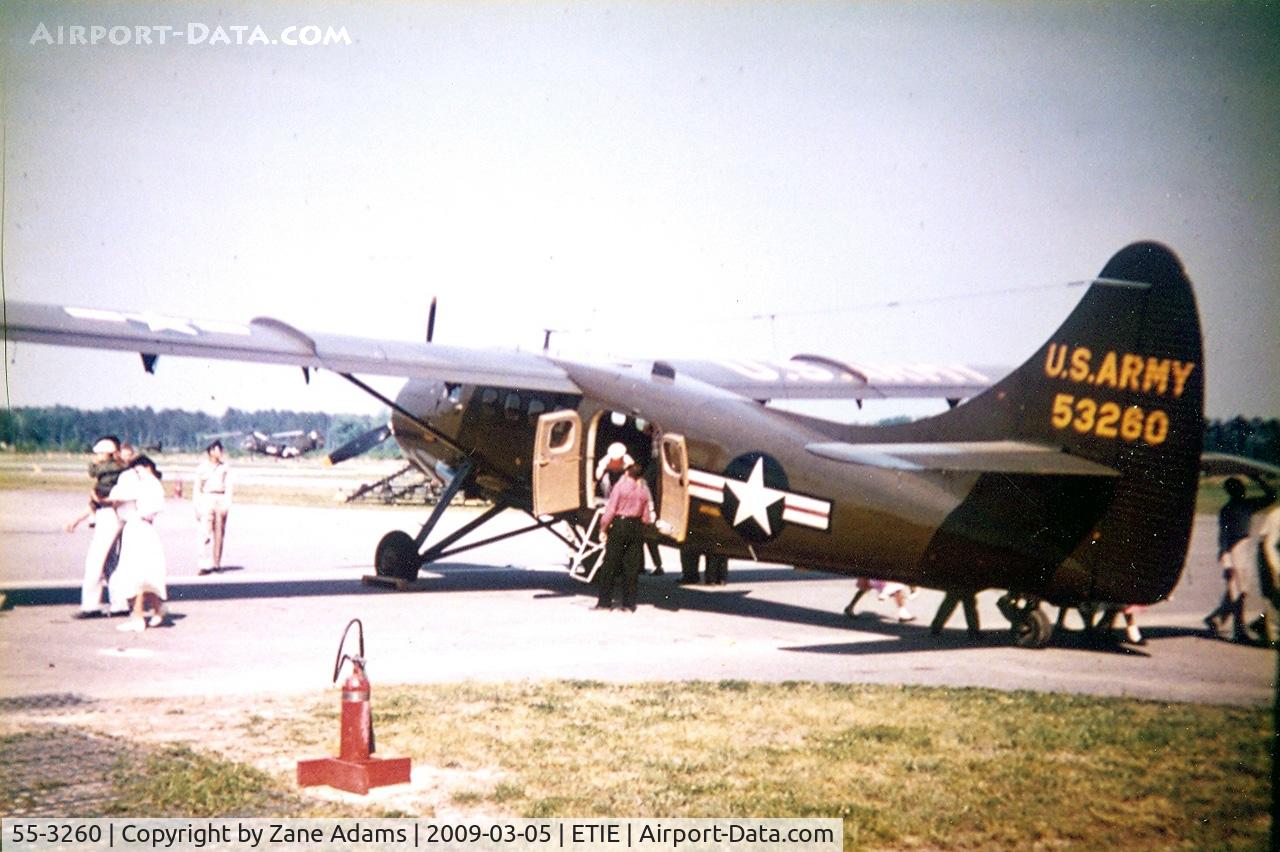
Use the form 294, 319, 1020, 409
1012, 608, 1053, 649
375, 530, 420, 583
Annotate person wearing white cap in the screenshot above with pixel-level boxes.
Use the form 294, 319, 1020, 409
68, 436, 126, 618
594, 441, 634, 500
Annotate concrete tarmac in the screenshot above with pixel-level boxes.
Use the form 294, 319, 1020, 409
0, 489, 1274, 706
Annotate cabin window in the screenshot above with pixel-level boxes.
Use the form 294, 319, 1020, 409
480, 388, 499, 410
549, 420, 575, 451
504, 392, 522, 420
527, 398, 547, 422
662, 437, 685, 475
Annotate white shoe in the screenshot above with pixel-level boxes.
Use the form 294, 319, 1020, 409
898, 609, 915, 623
117, 618, 145, 632
147, 615, 164, 628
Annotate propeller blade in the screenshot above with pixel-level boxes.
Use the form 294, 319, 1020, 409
426, 297, 437, 343
326, 424, 392, 465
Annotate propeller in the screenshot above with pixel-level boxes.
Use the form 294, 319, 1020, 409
427, 297, 437, 343
326, 424, 392, 465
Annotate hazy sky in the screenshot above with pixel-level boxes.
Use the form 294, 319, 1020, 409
2, 1, 1277, 419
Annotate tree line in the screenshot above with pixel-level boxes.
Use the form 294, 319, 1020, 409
1, 406, 1277, 464
1203, 416, 1280, 465
0, 406, 395, 456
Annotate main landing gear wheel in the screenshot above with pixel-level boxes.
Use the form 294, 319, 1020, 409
998, 593, 1054, 649
375, 531, 420, 583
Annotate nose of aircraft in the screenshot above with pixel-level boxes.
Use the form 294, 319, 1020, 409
393, 379, 456, 424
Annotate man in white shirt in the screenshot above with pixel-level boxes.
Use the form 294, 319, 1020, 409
194, 440, 233, 574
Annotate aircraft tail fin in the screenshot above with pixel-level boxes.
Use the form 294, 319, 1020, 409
866, 243, 1204, 604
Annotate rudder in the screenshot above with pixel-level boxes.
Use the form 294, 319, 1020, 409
888, 243, 1204, 603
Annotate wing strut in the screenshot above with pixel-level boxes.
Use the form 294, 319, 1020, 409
406, 457, 576, 565
413, 458, 475, 550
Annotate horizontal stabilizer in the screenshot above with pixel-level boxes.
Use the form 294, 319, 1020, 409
1199, 453, 1280, 479
663, 357, 1008, 401
805, 440, 1121, 476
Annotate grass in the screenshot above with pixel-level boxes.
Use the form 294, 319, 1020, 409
235, 681, 1269, 850
107, 745, 309, 817
0, 453, 419, 508
7, 682, 1269, 847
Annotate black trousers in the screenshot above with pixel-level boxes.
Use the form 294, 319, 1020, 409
680, 550, 728, 584
681, 549, 701, 582
597, 517, 645, 609
705, 553, 728, 585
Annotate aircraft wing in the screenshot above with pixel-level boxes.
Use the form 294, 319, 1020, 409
663, 355, 1008, 401
3, 301, 579, 394
1200, 452, 1280, 479
805, 440, 1122, 476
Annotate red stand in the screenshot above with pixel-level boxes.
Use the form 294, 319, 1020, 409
296, 754, 411, 795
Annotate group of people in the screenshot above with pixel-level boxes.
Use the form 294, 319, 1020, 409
595, 441, 665, 577
68, 437, 234, 630
838, 472, 1280, 649
68, 436, 169, 630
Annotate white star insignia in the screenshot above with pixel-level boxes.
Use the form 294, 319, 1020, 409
725, 457, 785, 536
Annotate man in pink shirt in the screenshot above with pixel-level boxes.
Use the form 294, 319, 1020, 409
595, 463, 654, 612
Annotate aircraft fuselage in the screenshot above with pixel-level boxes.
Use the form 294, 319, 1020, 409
389, 367, 1091, 596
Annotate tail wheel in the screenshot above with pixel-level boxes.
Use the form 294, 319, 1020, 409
1013, 608, 1053, 649
375, 531, 420, 583
998, 593, 1054, 649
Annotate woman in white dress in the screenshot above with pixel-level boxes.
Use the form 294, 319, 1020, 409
105, 456, 168, 631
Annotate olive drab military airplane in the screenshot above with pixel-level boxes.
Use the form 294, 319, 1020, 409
4, 242, 1204, 647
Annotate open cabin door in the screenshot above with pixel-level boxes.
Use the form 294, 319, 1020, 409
658, 432, 690, 542
533, 410, 583, 516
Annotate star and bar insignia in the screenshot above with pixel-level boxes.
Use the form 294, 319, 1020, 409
687, 452, 831, 544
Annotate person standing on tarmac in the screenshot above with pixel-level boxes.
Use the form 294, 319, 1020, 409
1251, 503, 1280, 647
594, 463, 654, 612
1204, 474, 1276, 642
67, 436, 126, 619
105, 455, 169, 632
194, 440, 233, 574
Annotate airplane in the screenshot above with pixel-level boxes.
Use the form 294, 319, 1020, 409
202, 428, 327, 459
242, 428, 326, 459
4, 242, 1204, 648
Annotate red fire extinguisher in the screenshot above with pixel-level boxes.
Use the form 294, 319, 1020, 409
297, 618, 411, 794
334, 619, 374, 761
